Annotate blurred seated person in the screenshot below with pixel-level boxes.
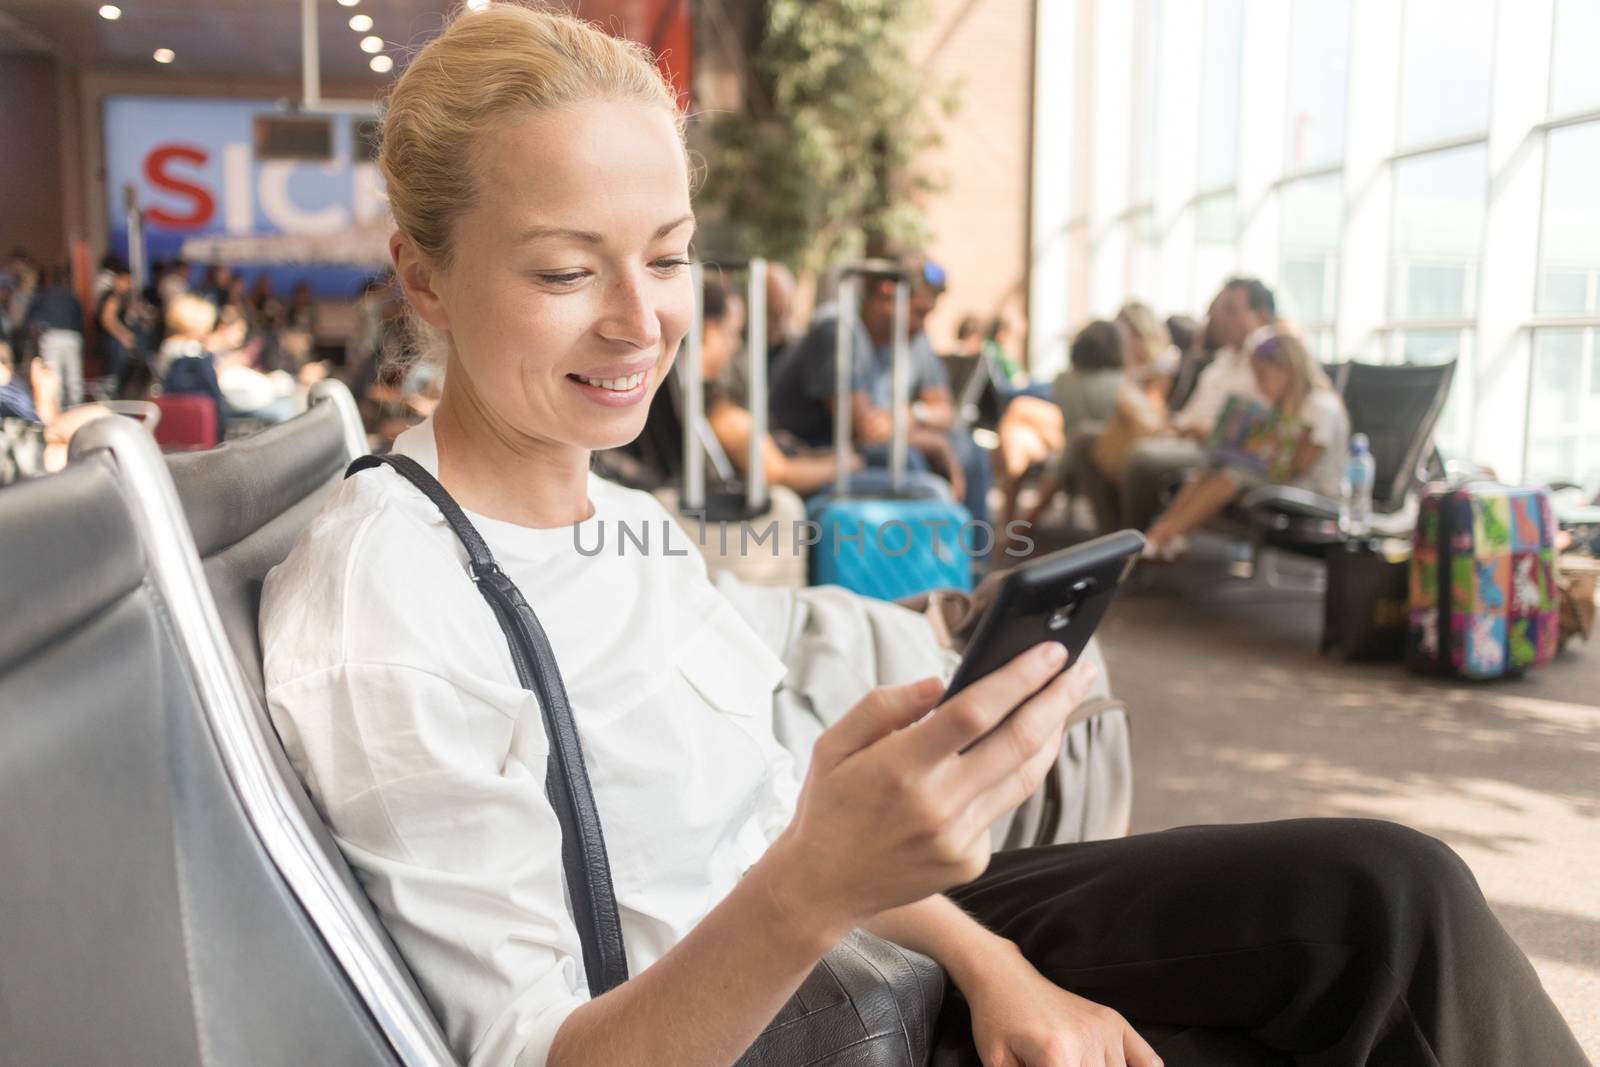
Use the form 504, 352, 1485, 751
711, 261, 800, 415
1089, 302, 1179, 487
700, 277, 857, 497
955, 314, 983, 357
1144, 332, 1347, 561
1120, 276, 1276, 531
770, 258, 990, 520
1006, 319, 1125, 529
0, 340, 112, 481
158, 293, 230, 439
210, 307, 304, 425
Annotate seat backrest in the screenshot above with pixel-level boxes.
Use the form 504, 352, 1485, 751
165, 385, 356, 697
1342, 360, 1456, 514
0, 451, 399, 1066
152, 381, 457, 1066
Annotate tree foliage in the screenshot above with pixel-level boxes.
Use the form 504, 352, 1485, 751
697, 0, 957, 272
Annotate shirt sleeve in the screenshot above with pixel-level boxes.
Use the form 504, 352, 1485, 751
1302, 390, 1346, 448
266, 660, 587, 1067
915, 336, 950, 394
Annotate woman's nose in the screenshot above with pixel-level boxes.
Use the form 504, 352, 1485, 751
596, 271, 663, 351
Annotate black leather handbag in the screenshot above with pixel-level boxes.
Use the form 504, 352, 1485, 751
348, 454, 946, 1066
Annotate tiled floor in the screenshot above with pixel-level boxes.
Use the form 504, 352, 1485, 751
1090, 540, 1600, 1058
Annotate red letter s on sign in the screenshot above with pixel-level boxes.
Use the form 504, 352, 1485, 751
145, 145, 215, 228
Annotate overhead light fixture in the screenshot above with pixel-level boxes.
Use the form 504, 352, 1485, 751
369, 55, 394, 74
153, 48, 175, 64
336, 0, 360, 7
466, 0, 491, 10
359, 35, 384, 54
98, 4, 122, 19
348, 13, 373, 31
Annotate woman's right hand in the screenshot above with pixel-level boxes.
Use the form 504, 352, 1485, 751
764, 643, 1099, 938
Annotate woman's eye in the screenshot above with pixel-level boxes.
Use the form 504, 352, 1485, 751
536, 271, 587, 286
653, 257, 690, 273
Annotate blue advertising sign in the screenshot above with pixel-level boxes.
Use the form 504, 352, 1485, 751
103, 96, 388, 298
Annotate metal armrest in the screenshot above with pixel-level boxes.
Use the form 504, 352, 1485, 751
1240, 484, 1339, 521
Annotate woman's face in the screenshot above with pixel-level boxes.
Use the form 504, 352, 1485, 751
418, 98, 694, 454
1252, 353, 1291, 406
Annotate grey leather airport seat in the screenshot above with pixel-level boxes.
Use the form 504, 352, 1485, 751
0, 411, 435, 1064
151, 381, 459, 1067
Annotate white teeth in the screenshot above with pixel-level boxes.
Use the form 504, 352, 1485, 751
577, 371, 645, 391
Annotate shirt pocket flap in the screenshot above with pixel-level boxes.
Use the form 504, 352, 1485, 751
675, 610, 787, 717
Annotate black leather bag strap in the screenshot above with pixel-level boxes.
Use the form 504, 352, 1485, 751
345, 453, 631, 996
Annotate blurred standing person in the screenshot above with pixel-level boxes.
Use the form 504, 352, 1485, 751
286, 280, 317, 334
95, 264, 140, 392
91, 253, 128, 304
7, 253, 39, 350
157, 258, 191, 311
24, 265, 85, 408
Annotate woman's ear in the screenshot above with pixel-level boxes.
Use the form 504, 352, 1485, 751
390, 232, 450, 334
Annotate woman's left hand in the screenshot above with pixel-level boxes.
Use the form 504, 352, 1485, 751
961, 948, 1162, 1067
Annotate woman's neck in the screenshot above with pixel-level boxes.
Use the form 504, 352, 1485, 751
431, 379, 594, 529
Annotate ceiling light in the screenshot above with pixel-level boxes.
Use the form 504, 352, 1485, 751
98, 5, 122, 19
153, 48, 175, 64
466, 0, 491, 10
369, 55, 394, 74
336, 0, 360, 7
348, 13, 373, 31
359, 35, 384, 54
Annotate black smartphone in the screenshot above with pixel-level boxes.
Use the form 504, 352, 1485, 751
943, 530, 1145, 752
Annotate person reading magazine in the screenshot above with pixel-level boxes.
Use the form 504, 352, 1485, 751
1143, 333, 1348, 561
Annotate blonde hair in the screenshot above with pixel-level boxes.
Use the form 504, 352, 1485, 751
1115, 301, 1169, 377
166, 293, 218, 339
379, 2, 683, 273
1252, 332, 1331, 419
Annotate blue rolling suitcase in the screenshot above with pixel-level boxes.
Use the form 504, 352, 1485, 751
807, 266, 973, 600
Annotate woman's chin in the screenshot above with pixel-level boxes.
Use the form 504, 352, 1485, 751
571, 412, 650, 454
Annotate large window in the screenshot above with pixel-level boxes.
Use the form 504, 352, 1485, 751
1388, 145, 1486, 457
1550, 0, 1600, 116
1397, 0, 1495, 146
1539, 122, 1600, 315
1046, 0, 1595, 486
1197, 0, 1243, 190
1390, 146, 1486, 321
1280, 174, 1342, 355
1284, 0, 1351, 170
1526, 329, 1600, 496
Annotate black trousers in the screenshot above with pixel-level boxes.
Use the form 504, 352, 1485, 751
933, 819, 1589, 1066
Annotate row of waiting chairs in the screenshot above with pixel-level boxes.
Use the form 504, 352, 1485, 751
0, 382, 456, 1065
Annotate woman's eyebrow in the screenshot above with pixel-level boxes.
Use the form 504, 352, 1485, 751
514, 215, 697, 246
655, 214, 696, 240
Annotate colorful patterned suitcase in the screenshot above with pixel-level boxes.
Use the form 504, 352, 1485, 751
1407, 484, 1560, 679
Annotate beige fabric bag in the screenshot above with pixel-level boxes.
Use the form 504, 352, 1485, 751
716, 573, 1133, 847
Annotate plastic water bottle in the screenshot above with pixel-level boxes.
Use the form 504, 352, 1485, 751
1341, 434, 1375, 538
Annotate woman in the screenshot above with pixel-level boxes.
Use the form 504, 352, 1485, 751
261, 7, 1584, 1067
1089, 302, 1176, 488
1144, 332, 1348, 560
1004, 320, 1125, 530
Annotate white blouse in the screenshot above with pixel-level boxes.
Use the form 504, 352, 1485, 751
260, 419, 798, 1067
